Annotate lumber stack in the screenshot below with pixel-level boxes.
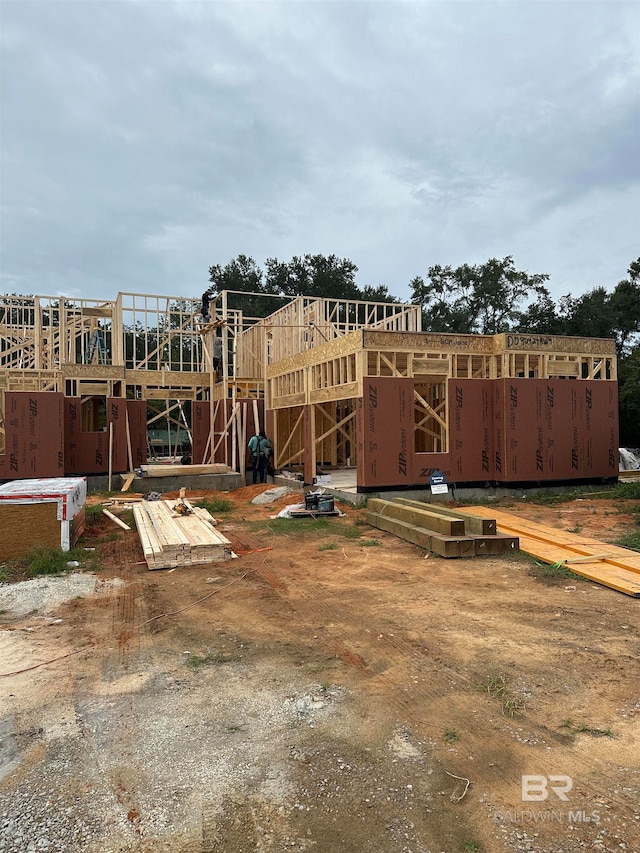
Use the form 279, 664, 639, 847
137, 463, 231, 478
133, 500, 233, 570
365, 498, 518, 558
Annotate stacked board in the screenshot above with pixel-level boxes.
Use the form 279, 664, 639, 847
133, 500, 233, 570
365, 498, 518, 558
138, 463, 231, 478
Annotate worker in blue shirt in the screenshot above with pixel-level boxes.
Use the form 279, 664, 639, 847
248, 429, 273, 484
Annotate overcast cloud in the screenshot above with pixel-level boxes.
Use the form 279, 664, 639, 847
1, 0, 639, 305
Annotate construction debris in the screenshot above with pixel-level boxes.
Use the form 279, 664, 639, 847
102, 508, 131, 531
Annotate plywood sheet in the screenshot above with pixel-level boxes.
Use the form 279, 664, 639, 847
192, 401, 211, 464
356, 377, 413, 488
463, 505, 640, 597
0, 392, 64, 478
126, 400, 147, 468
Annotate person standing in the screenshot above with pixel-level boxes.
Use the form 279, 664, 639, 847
248, 429, 273, 484
213, 332, 223, 382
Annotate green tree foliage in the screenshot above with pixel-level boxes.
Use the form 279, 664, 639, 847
265, 254, 361, 299
207, 254, 285, 318
518, 257, 640, 357
560, 287, 617, 340
410, 256, 550, 334
517, 289, 567, 335
618, 348, 640, 446
206, 253, 400, 320
208, 253, 265, 293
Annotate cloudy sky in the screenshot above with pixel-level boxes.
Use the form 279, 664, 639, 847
1, 0, 639, 306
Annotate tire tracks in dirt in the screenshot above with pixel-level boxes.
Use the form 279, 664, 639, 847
225, 527, 639, 844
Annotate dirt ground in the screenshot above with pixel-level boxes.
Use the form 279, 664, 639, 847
1, 486, 639, 853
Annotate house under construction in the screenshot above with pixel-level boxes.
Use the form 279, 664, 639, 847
0, 291, 618, 491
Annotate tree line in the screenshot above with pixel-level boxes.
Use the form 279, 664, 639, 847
207, 254, 640, 445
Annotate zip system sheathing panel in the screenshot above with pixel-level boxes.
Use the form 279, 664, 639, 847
462, 506, 640, 597
133, 500, 233, 570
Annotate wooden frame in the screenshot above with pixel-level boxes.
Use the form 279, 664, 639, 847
0, 291, 617, 479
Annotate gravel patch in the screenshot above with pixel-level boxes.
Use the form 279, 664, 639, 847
0, 574, 99, 618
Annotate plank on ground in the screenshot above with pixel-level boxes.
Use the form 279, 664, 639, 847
368, 498, 466, 537
139, 463, 231, 477
462, 505, 640, 597
365, 511, 475, 557
393, 499, 497, 535
464, 506, 640, 573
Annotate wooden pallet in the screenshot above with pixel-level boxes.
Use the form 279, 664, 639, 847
365, 499, 518, 558
132, 500, 233, 570
462, 506, 640, 597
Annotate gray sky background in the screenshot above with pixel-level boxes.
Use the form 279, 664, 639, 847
1, 0, 639, 306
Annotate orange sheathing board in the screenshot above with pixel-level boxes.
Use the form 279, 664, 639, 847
126, 400, 147, 468
0, 392, 64, 479
357, 378, 414, 488
412, 452, 453, 487
498, 380, 618, 482
408, 378, 618, 487
501, 380, 570, 481
64, 398, 127, 474
493, 380, 506, 480
193, 402, 211, 464
574, 382, 618, 478
450, 380, 495, 482
412, 379, 494, 486
501, 380, 538, 480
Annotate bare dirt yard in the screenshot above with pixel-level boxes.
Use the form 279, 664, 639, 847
1, 486, 639, 853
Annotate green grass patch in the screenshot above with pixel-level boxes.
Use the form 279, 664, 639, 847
521, 491, 577, 505
484, 673, 508, 698
100, 532, 122, 542
615, 530, 640, 552
194, 497, 234, 514
529, 559, 578, 580
359, 539, 381, 547
483, 672, 526, 717
611, 482, 640, 500
185, 651, 238, 670
443, 728, 460, 743
119, 508, 135, 528
26, 546, 101, 578
318, 542, 338, 551
85, 503, 107, 526
248, 517, 363, 540
559, 719, 616, 738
